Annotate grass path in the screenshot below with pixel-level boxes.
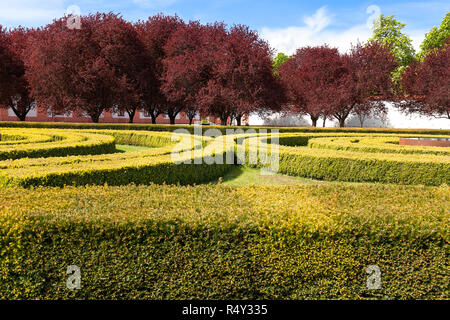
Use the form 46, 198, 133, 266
115, 144, 152, 152
220, 167, 372, 186
112, 147, 378, 187
221, 167, 329, 186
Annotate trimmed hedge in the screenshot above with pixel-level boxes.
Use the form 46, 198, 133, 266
0, 129, 117, 160
0, 128, 449, 187
0, 184, 448, 299
0, 130, 232, 187
307, 135, 450, 155
245, 133, 450, 186
1, 120, 449, 135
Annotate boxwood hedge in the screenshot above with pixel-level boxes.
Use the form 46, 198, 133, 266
1, 128, 449, 187
1, 120, 449, 135
0, 130, 233, 187
0, 129, 116, 160
248, 133, 450, 186
0, 184, 448, 299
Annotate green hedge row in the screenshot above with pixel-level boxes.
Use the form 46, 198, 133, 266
1, 184, 448, 299
307, 136, 450, 155
1, 160, 232, 187
1, 121, 449, 135
0, 131, 231, 187
275, 151, 450, 186
245, 133, 450, 186
92, 130, 174, 148
0, 129, 117, 160
1, 128, 448, 187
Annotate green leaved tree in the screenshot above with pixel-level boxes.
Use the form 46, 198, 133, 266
272, 52, 289, 75
369, 14, 416, 89
369, 14, 415, 67
418, 12, 450, 60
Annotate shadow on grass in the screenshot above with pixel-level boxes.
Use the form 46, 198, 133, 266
220, 166, 329, 186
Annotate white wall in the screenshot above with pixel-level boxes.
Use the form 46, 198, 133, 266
249, 102, 450, 129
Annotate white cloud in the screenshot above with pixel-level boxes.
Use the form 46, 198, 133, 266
260, 6, 427, 55
303, 6, 332, 32
0, 0, 65, 27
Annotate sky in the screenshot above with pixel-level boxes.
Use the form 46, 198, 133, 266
0, 0, 448, 128
1, 0, 449, 54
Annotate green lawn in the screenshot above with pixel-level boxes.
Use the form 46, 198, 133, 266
220, 166, 371, 186
115, 144, 152, 152
221, 166, 329, 186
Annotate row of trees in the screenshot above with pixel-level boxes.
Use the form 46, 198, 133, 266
277, 42, 397, 127
275, 13, 449, 126
0, 13, 281, 124
0, 12, 448, 126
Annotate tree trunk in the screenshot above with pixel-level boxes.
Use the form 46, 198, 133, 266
236, 115, 242, 126
220, 117, 228, 126
358, 115, 365, 128
339, 118, 346, 127
322, 117, 326, 127
188, 118, 193, 125
310, 115, 319, 127
169, 115, 176, 125
18, 113, 26, 121
91, 115, 100, 123
12, 107, 28, 121
151, 114, 157, 124
127, 110, 135, 123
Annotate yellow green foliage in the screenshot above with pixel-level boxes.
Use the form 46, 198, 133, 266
0, 128, 449, 187
251, 132, 450, 186
1, 120, 449, 135
0, 129, 116, 160
0, 184, 448, 299
0, 129, 231, 187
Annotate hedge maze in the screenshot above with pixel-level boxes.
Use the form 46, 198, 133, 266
0, 124, 448, 299
0, 127, 448, 187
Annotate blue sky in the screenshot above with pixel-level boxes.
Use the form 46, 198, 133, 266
1, 0, 449, 53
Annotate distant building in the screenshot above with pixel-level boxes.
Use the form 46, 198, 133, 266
0, 106, 227, 125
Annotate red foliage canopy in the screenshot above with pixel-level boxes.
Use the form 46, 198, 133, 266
278, 46, 346, 126
135, 14, 184, 124
400, 39, 449, 120
162, 22, 281, 125
200, 24, 283, 125
332, 41, 397, 127
26, 13, 143, 123
0, 26, 34, 121
279, 42, 397, 127
161, 21, 223, 124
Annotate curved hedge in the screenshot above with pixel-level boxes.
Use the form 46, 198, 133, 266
0, 129, 117, 160
1, 120, 449, 135
246, 132, 450, 186
307, 135, 450, 155
0, 125, 448, 300
0, 127, 449, 187
0, 130, 232, 187
0, 183, 448, 299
